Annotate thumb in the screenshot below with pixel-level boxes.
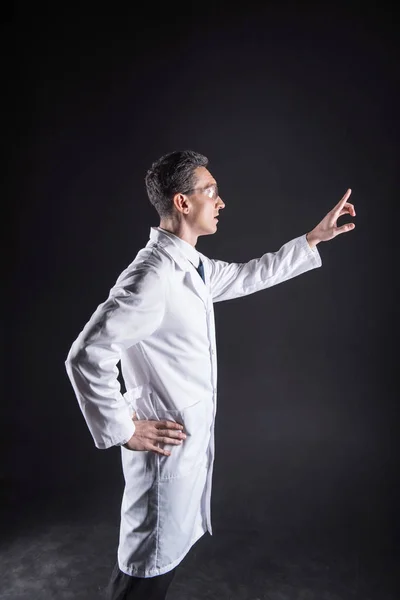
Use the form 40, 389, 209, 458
337, 223, 355, 235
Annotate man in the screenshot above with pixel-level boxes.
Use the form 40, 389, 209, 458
65, 150, 356, 599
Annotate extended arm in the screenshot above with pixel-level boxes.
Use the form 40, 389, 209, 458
206, 189, 355, 303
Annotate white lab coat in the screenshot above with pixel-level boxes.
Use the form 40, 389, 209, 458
65, 226, 322, 577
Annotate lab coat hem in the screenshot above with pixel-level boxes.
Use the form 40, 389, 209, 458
117, 525, 207, 578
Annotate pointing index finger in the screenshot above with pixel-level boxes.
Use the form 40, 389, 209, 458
333, 188, 351, 213
341, 188, 352, 203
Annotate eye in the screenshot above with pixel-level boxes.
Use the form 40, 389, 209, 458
206, 184, 218, 199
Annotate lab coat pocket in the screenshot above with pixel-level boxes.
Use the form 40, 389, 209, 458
156, 400, 210, 480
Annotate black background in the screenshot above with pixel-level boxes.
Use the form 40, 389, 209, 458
4, 2, 398, 598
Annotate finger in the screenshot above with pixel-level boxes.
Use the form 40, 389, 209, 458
157, 429, 186, 439
157, 436, 184, 445
155, 420, 184, 430
334, 189, 352, 212
338, 204, 356, 217
336, 223, 356, 235
342, 202, 356, 216
148, 443, 171, 456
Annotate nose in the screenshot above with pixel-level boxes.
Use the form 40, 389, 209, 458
217, 196, 225, 209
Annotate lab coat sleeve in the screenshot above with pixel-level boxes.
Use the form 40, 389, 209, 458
207, 233, 322, 303
65, 265, 167, 449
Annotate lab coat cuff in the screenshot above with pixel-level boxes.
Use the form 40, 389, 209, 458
301, 233, 322, 267
93, 419, 136, 449
114, 420, 136, 447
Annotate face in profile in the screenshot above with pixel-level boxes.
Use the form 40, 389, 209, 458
185, 167, 225, 236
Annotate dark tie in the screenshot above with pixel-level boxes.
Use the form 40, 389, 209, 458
197, 259, 205, 283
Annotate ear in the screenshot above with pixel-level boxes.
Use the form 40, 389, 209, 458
173, 192, 190, 214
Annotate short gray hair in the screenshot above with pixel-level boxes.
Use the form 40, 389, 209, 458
145, 150, 208, 218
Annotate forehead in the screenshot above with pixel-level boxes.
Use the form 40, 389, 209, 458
193, 166, 216, 187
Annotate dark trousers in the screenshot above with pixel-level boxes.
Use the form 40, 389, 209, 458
106, 561, 178, 600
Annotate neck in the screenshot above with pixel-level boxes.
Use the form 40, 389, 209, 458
159, 218, 198, 247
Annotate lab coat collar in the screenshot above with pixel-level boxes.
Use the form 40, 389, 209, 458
152, 227, 200, 267
148, 226, 209, 306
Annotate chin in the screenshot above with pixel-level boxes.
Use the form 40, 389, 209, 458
197, 220, 218, 236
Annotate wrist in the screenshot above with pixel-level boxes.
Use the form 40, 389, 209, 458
306, 231, 320, 249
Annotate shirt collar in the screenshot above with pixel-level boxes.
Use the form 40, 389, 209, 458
150, 227, 201, 268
